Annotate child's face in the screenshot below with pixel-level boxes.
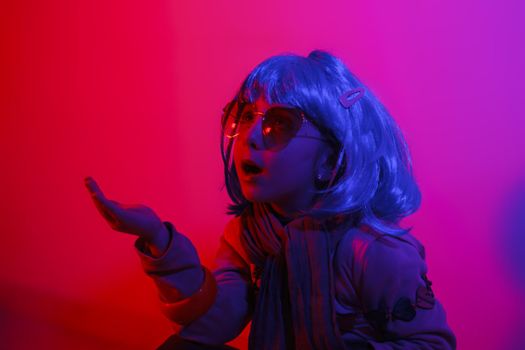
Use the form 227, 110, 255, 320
233, 97, 331, 217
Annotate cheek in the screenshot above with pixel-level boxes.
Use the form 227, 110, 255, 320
232, 141, 243, 171
266, 148, 316, 185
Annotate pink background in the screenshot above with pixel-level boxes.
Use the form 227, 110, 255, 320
1, 1, 524, 349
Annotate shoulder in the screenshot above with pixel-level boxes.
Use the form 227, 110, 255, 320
219, 215, 252, 266
336, 225, 436, 315
336, 225, 426, 271
335, 225, 430, 303
335, 226, 454, 345
222, 215, 245, 244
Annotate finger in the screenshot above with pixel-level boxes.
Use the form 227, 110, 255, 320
84, 177, 121, 214
93, 199, 120, 225
84, 176, 105, 199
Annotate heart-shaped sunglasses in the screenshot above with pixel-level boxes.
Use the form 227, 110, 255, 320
223, 103, 329, 152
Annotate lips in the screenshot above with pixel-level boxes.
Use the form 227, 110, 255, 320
240, 159, 263, 175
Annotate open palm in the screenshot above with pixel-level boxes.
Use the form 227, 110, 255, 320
84, 176, 164, 241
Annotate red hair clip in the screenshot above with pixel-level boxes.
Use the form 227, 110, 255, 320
339, 87, 365, 108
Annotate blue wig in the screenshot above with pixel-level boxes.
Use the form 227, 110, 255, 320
220, 50, 421, 236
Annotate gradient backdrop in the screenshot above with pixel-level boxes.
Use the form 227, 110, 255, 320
1, 1, 524, 349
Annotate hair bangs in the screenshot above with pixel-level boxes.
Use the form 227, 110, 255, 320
238, 55, 322, 112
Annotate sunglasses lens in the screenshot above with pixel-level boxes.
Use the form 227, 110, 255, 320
223, 102, 245, 139
224, 114, 239, 138
263, 107, 302, 150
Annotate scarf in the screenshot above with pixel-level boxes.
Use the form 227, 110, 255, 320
239, 202, 355, 350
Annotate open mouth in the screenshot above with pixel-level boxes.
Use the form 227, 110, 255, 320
241, 160, 263, 175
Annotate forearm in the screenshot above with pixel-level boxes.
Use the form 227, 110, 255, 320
135, 219, 254, 345
169, 268, 253, 345
158, 236, 254, 345
135, 221, 204, 301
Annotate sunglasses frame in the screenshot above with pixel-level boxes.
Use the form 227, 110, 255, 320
225, 103, 331, 152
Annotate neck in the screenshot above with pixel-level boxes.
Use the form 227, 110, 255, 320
265, 190, 318, 224
267, 199, 312, 224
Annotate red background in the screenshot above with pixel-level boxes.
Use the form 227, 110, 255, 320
1, 1, 525, 349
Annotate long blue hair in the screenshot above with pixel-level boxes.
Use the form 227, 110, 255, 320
220, 50, 421, 235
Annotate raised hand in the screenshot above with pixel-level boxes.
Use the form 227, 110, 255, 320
84, 176, 168, 246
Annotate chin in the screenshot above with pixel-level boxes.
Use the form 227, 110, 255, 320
241, 187, 276, 203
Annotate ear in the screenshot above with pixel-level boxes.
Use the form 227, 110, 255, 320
315, 144, 337, 182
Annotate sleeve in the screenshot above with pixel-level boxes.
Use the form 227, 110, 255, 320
134, 220, 254, 346
356, 235, 457, 350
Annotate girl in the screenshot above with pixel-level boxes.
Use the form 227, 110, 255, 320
85, 50, 456, 349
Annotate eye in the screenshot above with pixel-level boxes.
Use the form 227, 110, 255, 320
239, 111, 255, 123
267, 109, 295, 132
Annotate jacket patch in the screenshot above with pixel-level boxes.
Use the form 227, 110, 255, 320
416, 274, 436, 309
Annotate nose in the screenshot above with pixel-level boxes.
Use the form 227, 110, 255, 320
244, 116, 264, 150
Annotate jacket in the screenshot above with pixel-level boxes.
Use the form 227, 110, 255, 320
134, 216, 456, 349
